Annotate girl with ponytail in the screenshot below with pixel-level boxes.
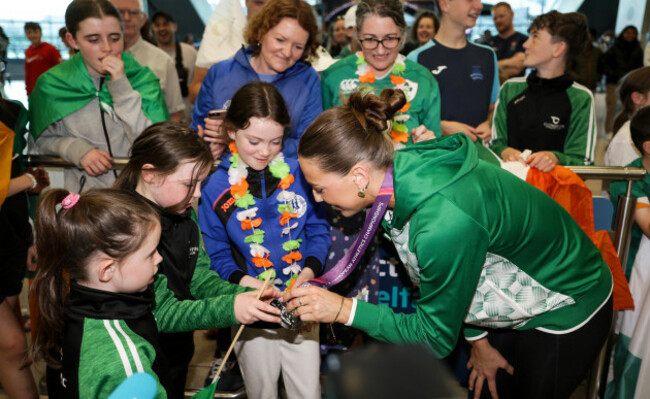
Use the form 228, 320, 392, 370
605, 66, 650, 166
286, 87, 613, 399
32, 188, 279, 397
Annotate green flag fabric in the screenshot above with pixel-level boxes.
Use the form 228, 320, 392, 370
29, 52, 169, 139
605, 236, 650, 399
191, 379, 218, 399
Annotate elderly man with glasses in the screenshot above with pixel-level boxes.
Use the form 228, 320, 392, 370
110, 0, 185, 122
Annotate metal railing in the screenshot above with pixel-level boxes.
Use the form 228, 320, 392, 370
566, 165, 646, 270
26, 155, 646, 266
564, 165, 646, 399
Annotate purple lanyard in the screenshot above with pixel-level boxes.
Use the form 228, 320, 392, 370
306, 165, 394, 289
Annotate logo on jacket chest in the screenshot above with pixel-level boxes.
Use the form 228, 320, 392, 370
543, 115, 565, 131
431, 65, 447, 75
470, 65, 484, 81
510, 40, 519, 51
278, 190, 308, 219
340, 78, 360, 95
188, 246, 199, 257
292, 195, 308, 218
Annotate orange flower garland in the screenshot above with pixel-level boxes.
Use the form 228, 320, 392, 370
228, 143, 303, 289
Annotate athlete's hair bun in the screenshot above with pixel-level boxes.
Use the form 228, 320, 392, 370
347, 88, 406, 134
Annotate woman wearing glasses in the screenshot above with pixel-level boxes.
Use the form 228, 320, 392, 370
321, 0, 441, 144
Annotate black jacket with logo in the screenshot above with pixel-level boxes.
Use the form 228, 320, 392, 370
490, 71, 596, 165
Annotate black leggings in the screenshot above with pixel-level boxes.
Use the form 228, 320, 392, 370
472, 295, 613, 399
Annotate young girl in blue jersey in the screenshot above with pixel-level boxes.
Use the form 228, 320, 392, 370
199, 81, 330, 399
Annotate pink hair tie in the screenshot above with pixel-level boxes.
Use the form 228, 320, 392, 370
61, 193, 81, 209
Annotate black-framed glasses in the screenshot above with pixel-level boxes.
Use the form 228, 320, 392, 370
358, 36, 401, 50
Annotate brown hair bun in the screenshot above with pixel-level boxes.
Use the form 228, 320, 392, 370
347, 88, 406, 134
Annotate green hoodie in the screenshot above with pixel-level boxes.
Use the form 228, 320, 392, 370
351, 134, 612, 357
29, 52, 169, 139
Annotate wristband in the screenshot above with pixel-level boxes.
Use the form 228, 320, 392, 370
344, 298, 358, 326
333, 296, 345, 323
25, 173, 37, 189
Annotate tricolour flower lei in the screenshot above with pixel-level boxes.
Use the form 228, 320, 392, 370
228, 142, 301, 290
355, 52, 412, 144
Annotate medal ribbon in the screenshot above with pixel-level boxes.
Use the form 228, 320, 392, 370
306, 165, 394, 288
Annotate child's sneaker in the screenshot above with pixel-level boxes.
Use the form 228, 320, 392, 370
203, 357, 244, 391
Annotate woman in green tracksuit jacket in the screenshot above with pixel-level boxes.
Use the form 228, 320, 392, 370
284, 88, 613, 399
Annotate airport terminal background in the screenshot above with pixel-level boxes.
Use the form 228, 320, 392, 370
1, 0, 650, 397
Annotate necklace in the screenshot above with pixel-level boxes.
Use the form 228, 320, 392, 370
355, 52, 412, 144
228, 143, 302, 290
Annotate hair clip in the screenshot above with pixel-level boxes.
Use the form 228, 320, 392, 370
61, 192, 81, 209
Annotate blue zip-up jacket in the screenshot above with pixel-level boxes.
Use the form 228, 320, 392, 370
191, 47, 323, 159
199, 154, 331, 286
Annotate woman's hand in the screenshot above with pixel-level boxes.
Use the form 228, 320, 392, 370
282, 286, 351, 324
527, 151, 558, 172
410, 125, 436, 143
79, 148, 113, 176
198, 121, 226, 159
101, 55, 125, 80
500, 147, 524, 163
233, 287, 282, 325
467, 338, 514, 399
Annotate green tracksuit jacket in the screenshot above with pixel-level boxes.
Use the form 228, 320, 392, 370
490, 72, 596, 165
321, 53, 442, 142
57, 282, 168, 398
149, 206, 247, 332
351, 134, 612, 357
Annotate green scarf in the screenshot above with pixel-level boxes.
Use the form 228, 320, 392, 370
29, 52, 169, 139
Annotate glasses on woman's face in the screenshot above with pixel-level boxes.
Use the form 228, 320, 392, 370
359, 35, 401, 50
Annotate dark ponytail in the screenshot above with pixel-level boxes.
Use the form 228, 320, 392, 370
613, 67, 650, 134
31, 188, 159, 368
299, 88, 405, 175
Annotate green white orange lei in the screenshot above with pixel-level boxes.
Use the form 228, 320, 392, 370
228, 142, 301, 290
355, 52, 412, 144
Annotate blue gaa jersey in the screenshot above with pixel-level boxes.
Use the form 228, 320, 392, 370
408, 39, 499, 127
